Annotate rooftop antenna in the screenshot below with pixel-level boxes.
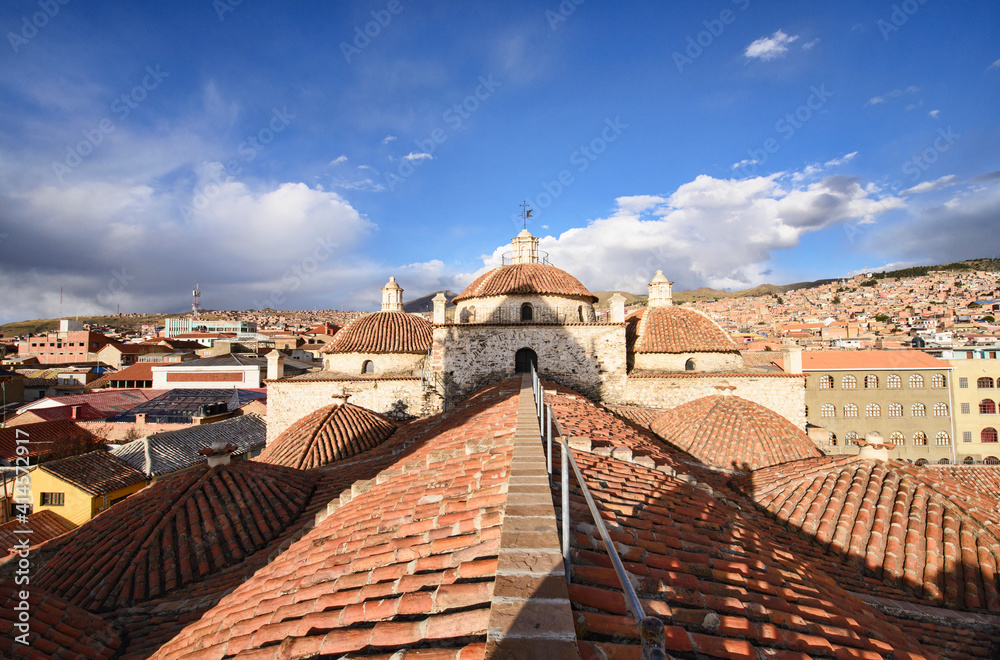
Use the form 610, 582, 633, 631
519, 201, 533, 230
192, 280, 201, 319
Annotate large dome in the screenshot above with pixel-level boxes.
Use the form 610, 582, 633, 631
632, 306, 740, 353
453, 263, 598, 303
320, 311, 432, 354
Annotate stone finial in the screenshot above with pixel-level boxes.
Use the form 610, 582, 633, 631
783, 343, 803, 374
266, 348, 285, 381
510, 229, 540, 265
647, 270, 673, 308
432, 292, 448, 324
381, 276, 404, 312
199, 439, 237, 467
608, 293, 627, 323
857, 431, 891, 461
331, 390, 350, 406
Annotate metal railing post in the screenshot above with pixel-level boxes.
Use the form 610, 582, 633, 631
561, 437, 570, 583
640, 617, 668, 659
546, 404, 553, 478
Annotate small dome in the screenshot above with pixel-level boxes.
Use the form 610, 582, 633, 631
633, 307, 740, 353
34, 462, 317, 612
257, 403, 396, 470
321, 311, 432, 354
650, 394, 822, 470
453, 263, 597, 303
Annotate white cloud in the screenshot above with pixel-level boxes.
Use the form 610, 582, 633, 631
824, 152, 858, 167
929, 110, 940, 118
479, 171, 904, 294
731, 158, 759, 170
381, 135, 397, 144
744, 30, 800, 61
866, 96, 885, 106
802, 38, 820, 50
330, 155, 348, 165
867, 86, 920, 107
901, 175, 959, 196
989, 58, 1000, 70
402, 152, 433, 161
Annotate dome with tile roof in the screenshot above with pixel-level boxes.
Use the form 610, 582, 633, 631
256, 402, 396, 470
453, 263, 598, 304
650, 393, 822, 470
320, 310, 432, 354
631, 306, 740, 354
34, 461, 317, 612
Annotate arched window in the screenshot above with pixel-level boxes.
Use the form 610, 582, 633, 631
865, 374, 879, 389
935, 432, 950, 446
963, 455, 976, 465
887, 374, 902, 389
866, 403, 881, 418
889, 431, 904, 446
578, 306, 584, 322
933, 402, 949, 417
983, 428, 998, 443
684, 358, 696, 371
888, 403, 903, 418
986, 456, 1000, 465
844, 403, 858, 418
932, 374, 946, 388
845, 431, 859, 445
980, 399, 997, 415
467, 306, 476, 323
520, 303, 533, 321
911, 403, 926, 417
912, 431, 927, 446
821, 404, 835, 418
842, 375, 857, 389
909, 374, 924, 388
361, 360, 374, 374
915, 458, 929, 466
819, 375, 833, 389
978, 377, 995, 389
937, 458, 950, 464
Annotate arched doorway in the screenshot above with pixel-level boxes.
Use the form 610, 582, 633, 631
515, 348, 537, 374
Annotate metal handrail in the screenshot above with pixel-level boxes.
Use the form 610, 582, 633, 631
529, 365, 667, 659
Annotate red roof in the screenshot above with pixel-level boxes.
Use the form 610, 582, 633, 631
39, 450, 146, 497
632, 307, 741, 354
800, 350, 950, 370
453, 263, 598, 303
0, 420, 101, 463
86, 363, 165, 388
320, 311, 432, 354
650, 394, 823, 470
256, 402, 395, 470
0, 510, 75, 555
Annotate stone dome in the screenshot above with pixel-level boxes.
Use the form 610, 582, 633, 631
320, 311, 432, 354
256, 402, 396, 470
453, 263, 598, 304
650, 394, 822, 470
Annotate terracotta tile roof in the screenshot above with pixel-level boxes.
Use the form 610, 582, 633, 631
0, 580, 121, 659
0, 420, 102, 463
740, 456, 1000, 613
149, 380, 520, 659
605, 404, 665, 429
633, 306, 741, 353
320, 311, 432, 354
112, 414, 266, 477
86, 362, 163, 388
39, 450, 146, 497
649, 394, 823, 471
555, 444, 938, 659
34, 461, 318, 612
453, 262, 598, 303
0, 510, 75, 555
7, 402, 106, 424
800, 350, 950, 371
924, 466, 1000, 502
20, 388, 162, 415
741, 350, 783, 369
256, 403, 395, 470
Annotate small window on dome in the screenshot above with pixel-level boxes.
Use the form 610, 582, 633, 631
684, 358, 695, 371
521, 303, 533, 322
578, 306, 584, 322
362, 360, 374, 374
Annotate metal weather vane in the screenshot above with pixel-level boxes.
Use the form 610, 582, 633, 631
519, 201, 533, 230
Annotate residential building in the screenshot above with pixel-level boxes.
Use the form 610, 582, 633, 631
800, 350, 955, 464
16, 319, 116, 364
164, 317, 256, 338
942, 343, 1000, 465
29, 450, 146, 525
96, 343, 170, 369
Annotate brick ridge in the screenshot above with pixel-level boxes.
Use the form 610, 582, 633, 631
854, 590, 1000, 634
484, 374, 581, 658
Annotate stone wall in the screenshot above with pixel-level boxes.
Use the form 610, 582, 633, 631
322, 351, 426, 377
620, 374, 807, 427
453, 294, 597, 325
633, 351, 744, 373
266, 378, 441, 443
432, 323, 626, 405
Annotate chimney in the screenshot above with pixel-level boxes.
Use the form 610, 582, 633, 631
71, 405, 81, 420
857, 432, 890, 462
381, 276, 404, 312
266, 349, 285, 381
432, 292, 448, 324
608, 293, 627, 323
136, 412, 148, 425
199, 440, 237, 468
783, 344, 803, 374
646, 270, 673, 308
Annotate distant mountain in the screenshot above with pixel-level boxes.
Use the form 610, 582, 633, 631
403, 290, 458, 314
592, 291, 647, 307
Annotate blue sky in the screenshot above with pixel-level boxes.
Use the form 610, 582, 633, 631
0, 0, 998, 324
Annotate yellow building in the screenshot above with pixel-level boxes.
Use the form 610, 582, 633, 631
945, 344, 1000, 465
32, 450, 146, 525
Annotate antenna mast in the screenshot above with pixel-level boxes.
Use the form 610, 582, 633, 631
192, 280, 201, 319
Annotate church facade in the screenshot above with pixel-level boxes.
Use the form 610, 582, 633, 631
266, 230, 806, 441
